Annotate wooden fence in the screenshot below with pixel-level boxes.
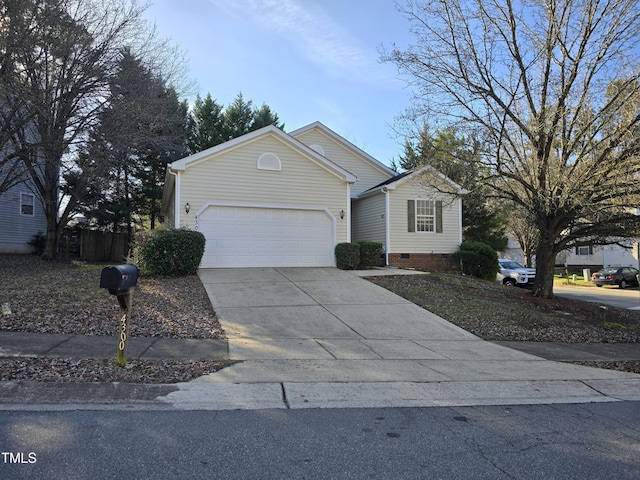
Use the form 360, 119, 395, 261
80, 230, 130, 262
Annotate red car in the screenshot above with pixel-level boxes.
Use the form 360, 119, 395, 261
591, 266, 640, 288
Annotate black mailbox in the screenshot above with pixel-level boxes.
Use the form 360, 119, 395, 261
100, 264, 138, 295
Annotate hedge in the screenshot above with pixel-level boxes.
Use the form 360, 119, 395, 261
457, 241, 498, 280
355, 241, 384, 267
335, 242, 360, 270
137, 228, 206, 276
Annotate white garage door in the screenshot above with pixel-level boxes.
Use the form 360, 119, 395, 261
198, 205, 335, 268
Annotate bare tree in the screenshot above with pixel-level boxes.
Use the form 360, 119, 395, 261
0, 106, 29, 194
505, 205, 539, 268
1, 0, 189, 259
385, 0, 640, 297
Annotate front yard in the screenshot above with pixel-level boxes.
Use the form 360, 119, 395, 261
0, 254, 232, 383
1, 255, 639, 382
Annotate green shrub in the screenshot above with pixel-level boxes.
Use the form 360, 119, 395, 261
137, 228, 206, 276
28, 231, 46, 255
335, 242, 360, 270
356, 241, 383, 267
456, 241, 498, 280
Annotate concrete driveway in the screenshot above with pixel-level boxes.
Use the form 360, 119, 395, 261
199, 267, 477, 360
159, 267, 640, 410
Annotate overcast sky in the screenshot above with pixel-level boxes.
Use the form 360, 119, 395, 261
144, 0, 415, 166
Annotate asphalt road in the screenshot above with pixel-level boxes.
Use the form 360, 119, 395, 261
554, 283, 640, 309
1, 402, 639, 479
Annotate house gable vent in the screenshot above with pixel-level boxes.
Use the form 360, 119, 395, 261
309, 144, 325, 156
257, 152, 282, 171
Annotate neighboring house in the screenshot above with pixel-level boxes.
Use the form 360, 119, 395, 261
559, 208, 640, 270
0, 180, 47, 254
503, 233, 640, 272
500, 234, 528, 266
559, 241, 640, 271
0, 100, 47, 254
0, 134, 47, 254
161, 122, 465, 270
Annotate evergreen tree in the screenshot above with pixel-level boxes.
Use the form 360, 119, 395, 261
185, 92, 285, 153
76, 50, 187, 238
186, 93, 225, 153
251, 103, 284, 130
223, 93, 254, 141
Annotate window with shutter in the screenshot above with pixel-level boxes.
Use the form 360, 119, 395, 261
409, 199, 443, 233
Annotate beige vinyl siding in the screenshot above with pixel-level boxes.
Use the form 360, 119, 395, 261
293, 129, 392, 195
179, 134, 349, 243
352, 193, 386, 245
388, 180, 461, 253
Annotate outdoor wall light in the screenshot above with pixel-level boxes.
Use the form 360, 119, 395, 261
185, 202, 190, 214
340, 210, 345, 220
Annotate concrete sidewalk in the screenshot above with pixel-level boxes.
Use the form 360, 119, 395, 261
156, 267, 640, 410
0, 331, 228, 360
1, 332, 638, 363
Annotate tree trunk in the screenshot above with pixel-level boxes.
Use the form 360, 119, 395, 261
41, 172, 60, 260
532, 231, 556, 298
42, 217, 59, 261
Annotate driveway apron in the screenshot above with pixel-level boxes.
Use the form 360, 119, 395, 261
158, 268, 640, 410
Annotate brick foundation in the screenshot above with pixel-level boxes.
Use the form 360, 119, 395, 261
387, 253, 458, 273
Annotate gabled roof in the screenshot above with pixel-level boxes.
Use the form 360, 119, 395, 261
358, 164, 468, 198
289, 121, 396, 178
168, 124, 357, 183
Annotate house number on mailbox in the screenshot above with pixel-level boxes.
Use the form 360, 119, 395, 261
118, 312, 128, 351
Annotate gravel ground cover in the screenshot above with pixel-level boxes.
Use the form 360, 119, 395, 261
0, 255, 233, 383
367, 273, 640, 374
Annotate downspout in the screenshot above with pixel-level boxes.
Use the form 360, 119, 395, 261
168, 169, 181, 228
383, 187, 390, 266
346, 184, 352, 243
458, 196, 463, 245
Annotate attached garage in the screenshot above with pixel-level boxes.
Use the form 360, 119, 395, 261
198, 204, 336, 268
162, 125, 358, 269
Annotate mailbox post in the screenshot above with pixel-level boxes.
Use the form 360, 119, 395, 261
100, 264, 138, 367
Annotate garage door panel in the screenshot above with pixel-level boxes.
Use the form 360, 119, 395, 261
199, 206, 335, 268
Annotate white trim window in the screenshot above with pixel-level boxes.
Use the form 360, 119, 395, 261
20, 193, 35, 216
575, 246, 593, 255
415, 199, 435, 232
408, 199, 443, 234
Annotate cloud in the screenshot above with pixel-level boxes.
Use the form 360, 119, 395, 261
211, 0, 382, 83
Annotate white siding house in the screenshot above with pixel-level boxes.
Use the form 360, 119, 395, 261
561, 242, 640, 270
162, 122, 465, 270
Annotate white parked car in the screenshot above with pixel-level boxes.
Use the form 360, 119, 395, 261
497, 259, 536, 288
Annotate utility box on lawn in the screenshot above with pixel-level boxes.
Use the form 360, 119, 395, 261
100, 264, 138, 294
